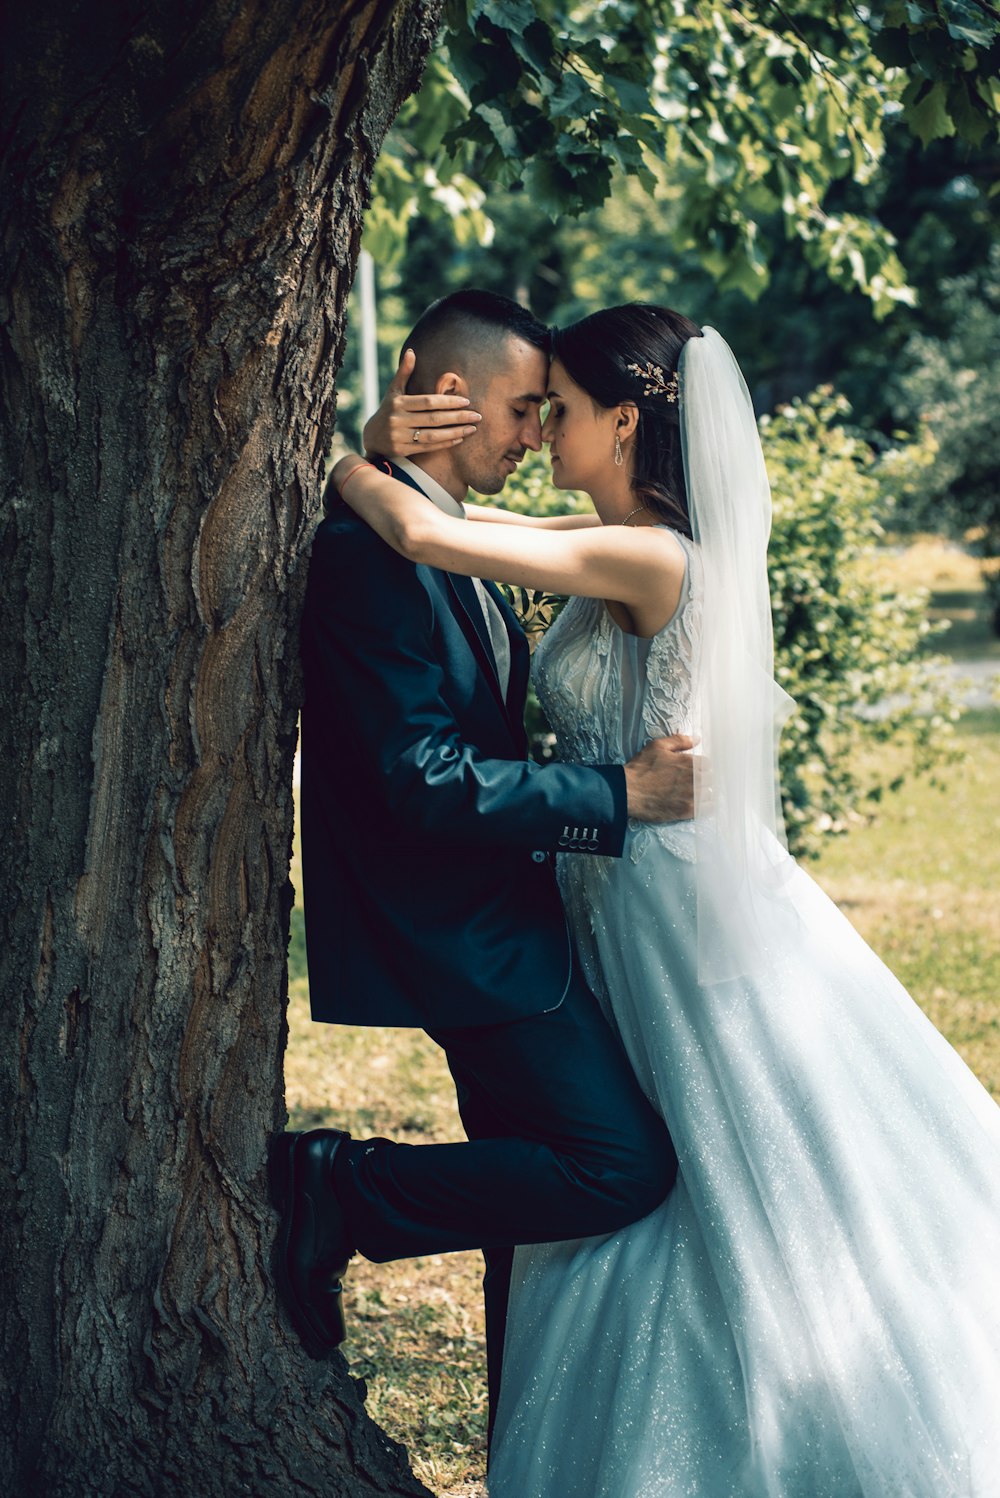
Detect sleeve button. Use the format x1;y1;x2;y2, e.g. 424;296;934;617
531;850;546;864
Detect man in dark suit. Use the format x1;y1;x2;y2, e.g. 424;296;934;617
273;289;694;1429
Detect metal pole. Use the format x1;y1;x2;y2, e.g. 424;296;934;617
359;248;380;421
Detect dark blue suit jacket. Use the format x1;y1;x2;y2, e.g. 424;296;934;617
300;463;628;1028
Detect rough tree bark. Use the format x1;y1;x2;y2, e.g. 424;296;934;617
0;3;442;1493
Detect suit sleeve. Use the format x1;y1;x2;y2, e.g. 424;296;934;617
303;518;627;856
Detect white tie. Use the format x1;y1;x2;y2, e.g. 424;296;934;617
473;579;511;699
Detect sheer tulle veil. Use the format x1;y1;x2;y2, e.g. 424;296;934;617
680;327;797;984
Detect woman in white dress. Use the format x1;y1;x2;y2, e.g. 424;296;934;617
332;304;1000;1497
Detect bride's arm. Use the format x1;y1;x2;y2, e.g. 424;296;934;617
465;502;601;531
333;454;682;608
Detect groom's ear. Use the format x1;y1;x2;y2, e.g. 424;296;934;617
436;370;470;399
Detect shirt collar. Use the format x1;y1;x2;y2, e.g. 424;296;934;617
395;458;466;519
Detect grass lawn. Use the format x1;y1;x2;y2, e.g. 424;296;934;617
811;705;1000;1100
283;537;1000;1497
883;535;1000;663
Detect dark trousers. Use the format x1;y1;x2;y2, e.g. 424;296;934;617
333;970;678;1438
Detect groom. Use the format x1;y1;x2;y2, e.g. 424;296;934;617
274;288;692;1428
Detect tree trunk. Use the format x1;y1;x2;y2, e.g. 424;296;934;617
0;3;441;1492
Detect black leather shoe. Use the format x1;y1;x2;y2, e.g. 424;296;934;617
270;1129;355;1358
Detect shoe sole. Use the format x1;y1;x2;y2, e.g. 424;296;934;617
269;1132;345;1359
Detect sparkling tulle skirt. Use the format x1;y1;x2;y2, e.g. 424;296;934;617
487;835;1000;1497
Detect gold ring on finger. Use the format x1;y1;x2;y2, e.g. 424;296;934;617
412;428;422;442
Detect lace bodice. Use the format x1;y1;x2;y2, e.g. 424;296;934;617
531;529;701;861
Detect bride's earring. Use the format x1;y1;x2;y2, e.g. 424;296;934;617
614;432;623;467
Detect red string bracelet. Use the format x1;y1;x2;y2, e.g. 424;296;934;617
339;460;373;493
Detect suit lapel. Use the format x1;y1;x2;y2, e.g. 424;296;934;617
444;571;506;713
386;463;518;727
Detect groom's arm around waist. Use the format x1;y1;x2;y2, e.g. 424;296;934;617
303;516;627;857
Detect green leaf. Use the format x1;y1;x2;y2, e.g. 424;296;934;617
605;73;654;114
906;81;957;145
474;103;521;157
522;154;576;205
942;0;999;50
947;76;991;145
548;70;602;116
508;19;557;76
904;1;937;26
471;0;537;32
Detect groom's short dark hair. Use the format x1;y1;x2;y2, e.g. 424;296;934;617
402;289;550;393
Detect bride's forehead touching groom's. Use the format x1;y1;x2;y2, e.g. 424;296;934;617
407;310;548;495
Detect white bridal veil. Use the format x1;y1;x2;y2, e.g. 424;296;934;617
680;327;797;984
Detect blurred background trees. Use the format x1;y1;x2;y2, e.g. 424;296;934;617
340;100;1000;448
892;243;1000;630
346;0;1000;398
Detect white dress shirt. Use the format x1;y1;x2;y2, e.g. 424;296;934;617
396;459;511;699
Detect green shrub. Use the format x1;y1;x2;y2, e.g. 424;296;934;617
487;390;957;857
765;389;954;855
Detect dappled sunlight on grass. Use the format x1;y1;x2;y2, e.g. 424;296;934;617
285;852;487;1493
877;534;1000;662
877;534;984;594
346;1256;488;1496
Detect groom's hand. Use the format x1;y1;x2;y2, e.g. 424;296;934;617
362;348;482;458
624;735;704;823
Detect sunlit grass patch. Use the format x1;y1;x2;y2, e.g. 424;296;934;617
877;534;984;594
346;1256;488;1495
285;901;487;1493
877;534;1000;662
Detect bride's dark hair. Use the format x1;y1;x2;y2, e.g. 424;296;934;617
551;304;704;537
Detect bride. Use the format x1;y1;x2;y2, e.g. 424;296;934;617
331;303;1000;1496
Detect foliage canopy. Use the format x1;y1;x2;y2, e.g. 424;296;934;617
369;0;1000;310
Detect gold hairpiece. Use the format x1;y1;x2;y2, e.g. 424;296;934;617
627;360;679;403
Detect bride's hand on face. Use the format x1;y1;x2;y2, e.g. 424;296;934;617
362;348;482;458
